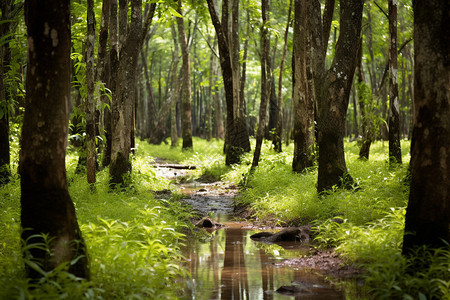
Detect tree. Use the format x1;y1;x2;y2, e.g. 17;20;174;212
251;0;271;170
0;0;22;185
176;0;193;150
388;0;402;165
311;0;364;192
109;0;142;185
86;0;96;185
292;0;314;173
206;0;250;165
20;0;89;279
402;0;449;254
273;0;293;153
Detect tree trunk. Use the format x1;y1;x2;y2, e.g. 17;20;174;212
21;0;89;279
0;43;10;185
110;0;142;185
292;0;314;173
86;0;96;185
102;0;118;168
388;0;402;165
274;0;292;153
0;1;13;185
357;37;373;160
403;0;450;254
96;0;110;163
207;0;249;165
312;0;363;192
251;0;271;170
170;22;180;148
176;0;193;150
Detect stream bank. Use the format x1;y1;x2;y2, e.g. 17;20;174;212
152;160;364;299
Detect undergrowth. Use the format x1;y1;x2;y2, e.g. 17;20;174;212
1;136;449;299
0;138;193;299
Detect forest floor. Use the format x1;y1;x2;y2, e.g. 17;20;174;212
154;158;363;282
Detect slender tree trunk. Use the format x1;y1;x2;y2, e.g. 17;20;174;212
171;23;180;147
207;0;249;165
96;0;110;161
0;1;15;185
357;37;373;160
403;0;450;254
176;0;193;150
311;0;363;192
274;0;293;153
232;0;251;154
251;0;271;170
388;0;402;164
86;0;96;185
0;43;10;185
102;0;118;168
21;0;89;279
110;0;142;185
292;0;314;173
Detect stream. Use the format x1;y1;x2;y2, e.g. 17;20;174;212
153;161;353;299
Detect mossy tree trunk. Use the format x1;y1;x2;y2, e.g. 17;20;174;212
20;0;89;280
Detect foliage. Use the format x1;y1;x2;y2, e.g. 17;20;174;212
314;209;450;299
233;140;409;226
0;137;192;299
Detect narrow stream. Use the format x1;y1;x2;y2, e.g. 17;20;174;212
153;162;348;299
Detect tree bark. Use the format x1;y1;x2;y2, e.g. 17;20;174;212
292;0;314;173
176;0;193;150
86;0;96;185
207;0;249;165
170;22;180;148
110;0;142;185
102;0;118;168
0;41;10;185
403;0;450;254
274;0;292;153
0;0;15;185
251;0;271;170
357;37;373;160
21;0;89;279
312;0;364;192
96;0;111;160
388;0;402;164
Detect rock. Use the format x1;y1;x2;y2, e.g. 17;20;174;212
250;226;312;243
194;217;223;228
275;285;311;296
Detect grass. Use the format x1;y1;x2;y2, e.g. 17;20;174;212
0;138;194;299
1;135;449;299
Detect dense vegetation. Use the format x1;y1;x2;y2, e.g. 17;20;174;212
1;135;449;299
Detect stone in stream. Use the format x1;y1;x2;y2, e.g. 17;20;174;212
250;226;312;243
194;217;224;228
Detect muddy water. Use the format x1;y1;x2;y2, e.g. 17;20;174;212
182;218;345;299
153;163;346;299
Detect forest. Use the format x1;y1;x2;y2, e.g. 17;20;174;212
0;0;449;299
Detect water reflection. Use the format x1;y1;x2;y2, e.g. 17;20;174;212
183;219;344;300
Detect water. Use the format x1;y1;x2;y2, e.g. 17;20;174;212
153;162;349;299
182;216;345;300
